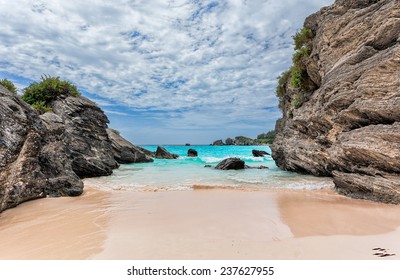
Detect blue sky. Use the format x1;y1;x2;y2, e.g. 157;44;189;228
0;0;334;145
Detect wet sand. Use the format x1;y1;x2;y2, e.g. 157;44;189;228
1;187;400;260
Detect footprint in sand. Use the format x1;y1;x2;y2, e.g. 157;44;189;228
372;248;396;258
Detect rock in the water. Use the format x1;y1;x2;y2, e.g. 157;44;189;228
212;140;224;146
106;128;154;164
271;0;400;203
245;165;269;169
252;150;270;157
185;143;191;146
215;158;245;170
155;146;179;159
187;148;198;157
50;96;119;178
0;85;83;212
257;165;269;169
204;165;212;168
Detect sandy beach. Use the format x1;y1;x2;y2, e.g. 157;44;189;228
1;186;400;260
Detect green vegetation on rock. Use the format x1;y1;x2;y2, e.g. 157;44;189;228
257;130;276;144
22;75;80;114
275;27;315;116
0;78;17;94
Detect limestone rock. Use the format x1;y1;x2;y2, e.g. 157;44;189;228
0;85;83;212
50;96;119;178
106;128;154;164
215;158;245;170
271;0;400;203
155;146;179;159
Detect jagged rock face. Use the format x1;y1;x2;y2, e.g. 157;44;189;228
0;86;83;212
106;128;154;164
271;0;400;203
51;96;119;178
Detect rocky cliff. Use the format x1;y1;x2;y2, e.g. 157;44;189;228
271;0;400;203
0;85;83;212
49;95;119;178
0;84;150;212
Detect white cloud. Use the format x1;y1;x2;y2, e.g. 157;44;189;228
0;0;334;143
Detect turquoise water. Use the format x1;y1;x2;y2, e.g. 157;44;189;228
84;145;333;191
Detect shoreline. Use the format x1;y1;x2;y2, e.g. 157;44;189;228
1;186;400;260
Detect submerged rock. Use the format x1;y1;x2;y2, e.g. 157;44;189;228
245;165;269;169
215;158;245;170
187;148;198;157
271;0;400;203
107;128;154;164
155;146;179;159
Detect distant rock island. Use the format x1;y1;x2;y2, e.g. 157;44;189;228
212;131;275;146
271;0;400;204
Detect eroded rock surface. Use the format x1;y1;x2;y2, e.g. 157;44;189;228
50;96;119;178
0;86;83;212
215;158;245;170
107;128;154;163
155;146;179;159
271;0;400;203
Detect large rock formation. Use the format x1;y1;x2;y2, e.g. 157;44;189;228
0;85;83;212
49;95;119;178
0;83;150;212
271;0;400;203
107;128;154;163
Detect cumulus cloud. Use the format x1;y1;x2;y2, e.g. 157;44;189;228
0;0;334;144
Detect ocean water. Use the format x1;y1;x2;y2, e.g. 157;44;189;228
84;145;333;191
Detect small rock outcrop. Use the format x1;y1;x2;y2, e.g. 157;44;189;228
271;0;400;203
187;149;198;157
252;150;270;157
212;140;224;146
107;128;154;164
215;158;245;170
155;146;179;159
0;85;83;212
225;138;234;145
